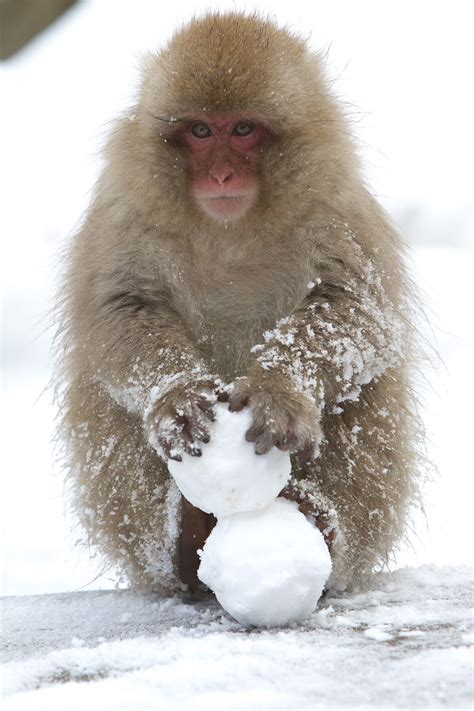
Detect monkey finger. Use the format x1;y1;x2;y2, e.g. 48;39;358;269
158;437;183;462
187;444;202;457
276;431;298;450
192;429;211;444
196;398;216;421
174;413;204;455
228;393;249;412
181;410;208;438
188;420;211;444
179;428;202;457
217;390;229;403
196;396;213;407
245;423;264;442
255;431;275;455
189;405;212;440
275;438;292;451
175;411;190;427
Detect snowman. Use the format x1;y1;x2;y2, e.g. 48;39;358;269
168;402;332;627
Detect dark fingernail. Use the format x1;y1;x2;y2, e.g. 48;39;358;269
191;449;202;457
201;436;210;444
170;454;182;462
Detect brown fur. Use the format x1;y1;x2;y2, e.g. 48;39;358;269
56;13;423;593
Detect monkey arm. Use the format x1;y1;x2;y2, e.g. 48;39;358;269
229;254;406;459
251;259;406;413
75;274;222;459
89;295;210;404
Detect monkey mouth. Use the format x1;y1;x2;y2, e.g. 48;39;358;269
206;195;243;200
197;193;254;220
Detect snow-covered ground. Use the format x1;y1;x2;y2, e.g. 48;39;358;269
1;0;472;708
2;566;472;709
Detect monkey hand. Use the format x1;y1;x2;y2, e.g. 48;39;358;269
144;377;226;461
228;372;321;464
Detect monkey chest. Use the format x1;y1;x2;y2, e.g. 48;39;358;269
176;258;307;378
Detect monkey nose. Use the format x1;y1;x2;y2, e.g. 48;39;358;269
210;163;234;185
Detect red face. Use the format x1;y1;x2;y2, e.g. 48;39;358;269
177;115;266;222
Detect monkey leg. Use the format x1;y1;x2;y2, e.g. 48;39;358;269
178;498;217;590
289;373;419;591
63;380;183;592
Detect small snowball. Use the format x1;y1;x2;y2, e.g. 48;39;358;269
168;403;291;517
198;498;332;627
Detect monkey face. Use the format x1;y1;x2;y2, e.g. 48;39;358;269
173;114;267;222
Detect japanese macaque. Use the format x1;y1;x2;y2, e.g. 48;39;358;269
56;13;422;594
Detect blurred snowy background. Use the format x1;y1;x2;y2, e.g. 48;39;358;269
1;0;472;597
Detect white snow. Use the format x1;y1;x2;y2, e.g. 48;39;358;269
168;403;291;517
0;0;472;708
169;406;324;627
363;628;394;642
198;498;332;627
1;565;472;708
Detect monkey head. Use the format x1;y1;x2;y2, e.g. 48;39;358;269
104;14;356;230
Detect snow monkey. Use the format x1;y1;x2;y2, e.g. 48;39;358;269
57;14;422;594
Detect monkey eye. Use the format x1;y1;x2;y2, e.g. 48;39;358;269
191;122;212;139
232;121;254;137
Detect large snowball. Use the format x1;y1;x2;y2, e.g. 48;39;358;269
198;497;332;627
168;403;291;517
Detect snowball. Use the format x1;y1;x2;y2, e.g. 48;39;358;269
198;498;332;627
168;403;291;517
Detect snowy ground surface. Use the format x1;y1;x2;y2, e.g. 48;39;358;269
1;1;472;709
2;566;472;709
